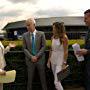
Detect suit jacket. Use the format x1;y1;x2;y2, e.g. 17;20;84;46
23;31;46;64
85;29;90;57
0;41;10;69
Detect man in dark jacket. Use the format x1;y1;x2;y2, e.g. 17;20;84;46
76;9;90;90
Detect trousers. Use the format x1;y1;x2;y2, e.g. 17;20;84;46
51;64;63;90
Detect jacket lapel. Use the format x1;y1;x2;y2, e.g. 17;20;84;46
27;32;32;49
35;31;39;48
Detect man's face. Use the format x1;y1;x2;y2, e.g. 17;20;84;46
84;12;90;26
26;20;35;32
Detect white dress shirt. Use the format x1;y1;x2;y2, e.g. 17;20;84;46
30;29;37;41
0;41;10;69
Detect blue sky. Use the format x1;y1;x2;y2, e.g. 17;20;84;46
0;0;90;29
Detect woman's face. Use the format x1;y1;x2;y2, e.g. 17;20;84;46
52;25;57;35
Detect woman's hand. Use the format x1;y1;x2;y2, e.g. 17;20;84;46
9;42;16;48
62;61;67;70
0;69;6;75
47;60;51;69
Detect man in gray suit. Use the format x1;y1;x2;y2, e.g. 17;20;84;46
22;18;47;90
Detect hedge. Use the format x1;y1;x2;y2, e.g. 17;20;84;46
1;39;85;51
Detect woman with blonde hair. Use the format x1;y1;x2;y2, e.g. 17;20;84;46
47;22;68;90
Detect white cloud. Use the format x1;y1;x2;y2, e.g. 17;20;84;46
7;0;39;4
0;0;90;29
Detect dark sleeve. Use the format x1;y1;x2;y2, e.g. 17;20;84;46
87;49;90;55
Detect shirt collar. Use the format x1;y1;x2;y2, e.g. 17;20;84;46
33;29;37;35
30;29;37;35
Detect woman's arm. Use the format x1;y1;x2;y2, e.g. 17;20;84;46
4;46;10;54
4;42;16;54
63;35;68;64
47;36;53;68
47;50;52;68
48;36;53;60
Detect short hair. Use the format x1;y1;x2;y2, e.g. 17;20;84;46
26;18;36;25
84;9;90;14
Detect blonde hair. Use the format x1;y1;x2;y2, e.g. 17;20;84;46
53;22;66;44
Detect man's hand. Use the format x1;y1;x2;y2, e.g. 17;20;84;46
76;48;88;56
31;56;38;63
0;69;6;75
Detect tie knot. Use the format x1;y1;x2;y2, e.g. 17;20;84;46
31;33;34;37
31;33;34;35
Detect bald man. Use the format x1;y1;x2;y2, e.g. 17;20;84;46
22;18;47;90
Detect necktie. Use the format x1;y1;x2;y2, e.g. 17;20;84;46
31;33;36;55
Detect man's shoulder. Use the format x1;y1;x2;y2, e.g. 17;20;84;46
37;31;44;35
23;32;29;36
